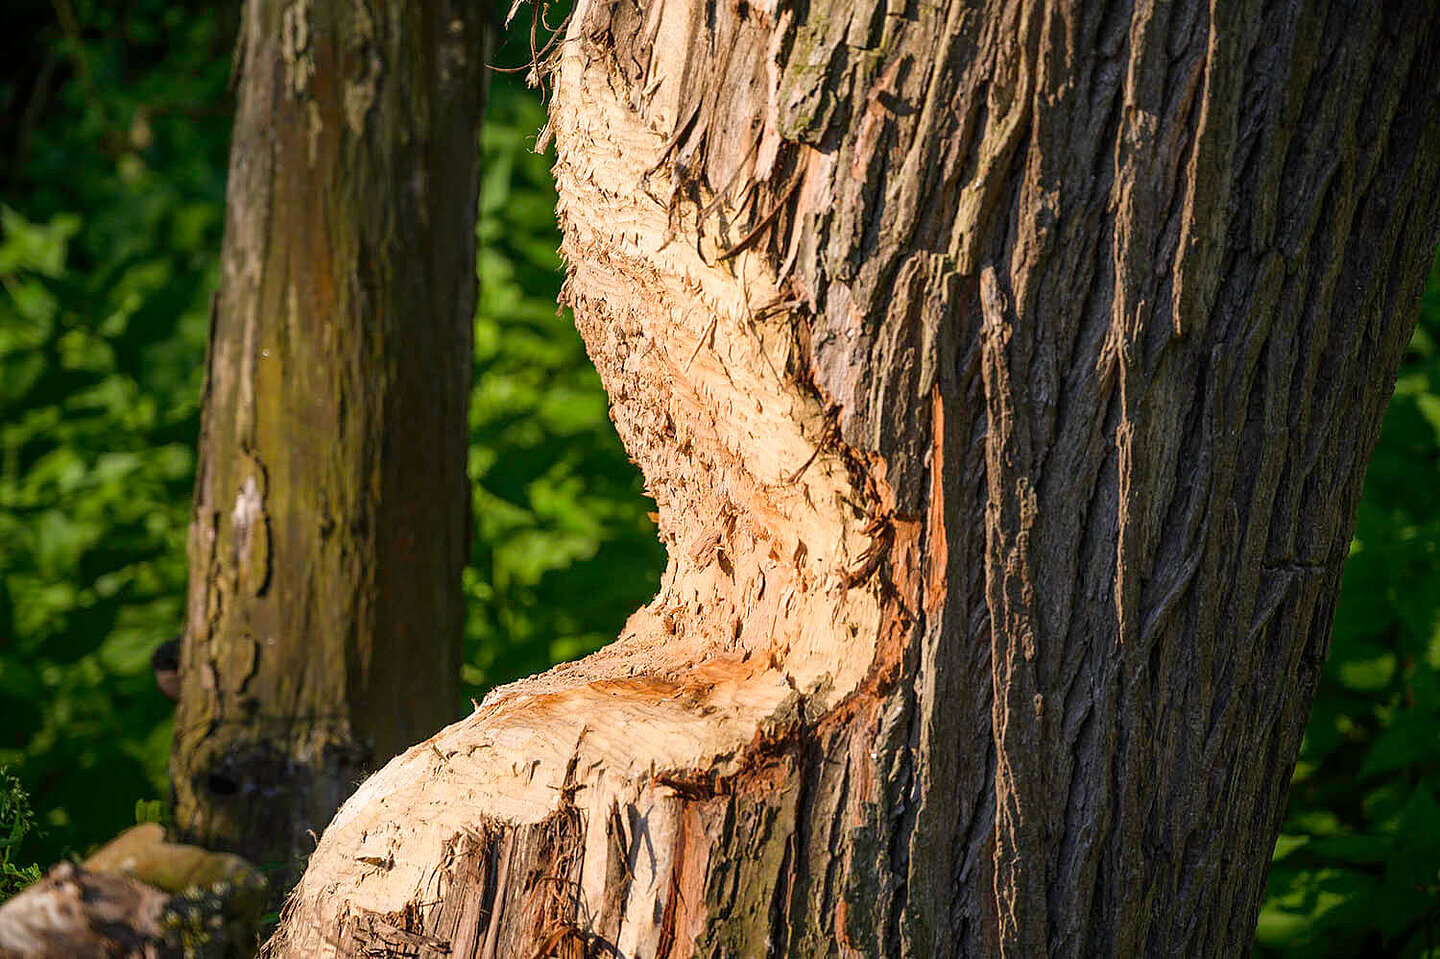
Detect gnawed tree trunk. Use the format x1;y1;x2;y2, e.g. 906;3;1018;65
268;0;1440;955
171;0;488;873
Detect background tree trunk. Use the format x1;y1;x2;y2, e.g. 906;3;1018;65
171;0;489;874
268;0;1440;955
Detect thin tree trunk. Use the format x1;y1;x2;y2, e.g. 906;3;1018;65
268;0;1440;955
171;0;489;875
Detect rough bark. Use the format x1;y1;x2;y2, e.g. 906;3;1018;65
170;0;489;874
268;0;1440;956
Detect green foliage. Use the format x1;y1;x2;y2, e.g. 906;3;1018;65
1256;259;1440;958
134;797;167;827
0;0;231;864
0;768;42;900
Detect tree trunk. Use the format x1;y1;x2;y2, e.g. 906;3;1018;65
267;0;1440;955
171;0;489;874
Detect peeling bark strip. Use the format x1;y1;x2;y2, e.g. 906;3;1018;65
172;0;490;875
270;0;1440;956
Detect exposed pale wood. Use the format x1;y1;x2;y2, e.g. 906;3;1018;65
269;0;1440;955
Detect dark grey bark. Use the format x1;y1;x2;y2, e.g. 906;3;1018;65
793;2;1440;952
269;0;1440;956
171;0;489;875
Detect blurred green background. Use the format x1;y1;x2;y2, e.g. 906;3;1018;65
0;2;1437;953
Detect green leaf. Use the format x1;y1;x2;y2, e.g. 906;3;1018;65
1361;712;1440;780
